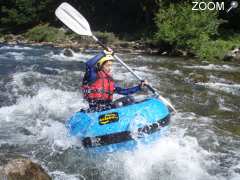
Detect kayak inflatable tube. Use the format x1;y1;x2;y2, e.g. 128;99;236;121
66;97;171;153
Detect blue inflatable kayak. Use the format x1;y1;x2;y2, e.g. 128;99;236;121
66;97;171;153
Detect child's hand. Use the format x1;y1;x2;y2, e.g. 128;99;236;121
140;80;148;88
103;47;114;55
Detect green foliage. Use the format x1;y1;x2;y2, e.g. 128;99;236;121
154;2;226;60
193;40;232;60
227;33;240;44
155;3;221;47
0;0;159;36
25;24;67;42
193;33;240;60
1;0;36;29
0;0;55;32
77;0;159;36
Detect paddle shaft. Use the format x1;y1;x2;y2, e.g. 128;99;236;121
55;2;176;112
92;35;158;95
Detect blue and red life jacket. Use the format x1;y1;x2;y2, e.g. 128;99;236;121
82;71;115;101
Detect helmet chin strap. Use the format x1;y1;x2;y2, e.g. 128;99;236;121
102;69;111;76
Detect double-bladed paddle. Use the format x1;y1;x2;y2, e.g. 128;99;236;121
55;2;176;112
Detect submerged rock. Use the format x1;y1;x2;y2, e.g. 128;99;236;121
17;127;33;136
63;48;74;57
188;73;209;83
0;159;51;180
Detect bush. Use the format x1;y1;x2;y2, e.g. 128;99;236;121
227;33;240;44
25;24;68;42
194;40;233;60
154;2;225;60
193;33;240;60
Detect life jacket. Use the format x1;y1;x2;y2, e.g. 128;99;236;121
81;71;115;101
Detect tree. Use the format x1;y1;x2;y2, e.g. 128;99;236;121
154;2;222;49
0;0;57;33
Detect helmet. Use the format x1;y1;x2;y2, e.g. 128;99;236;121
97;54;114;68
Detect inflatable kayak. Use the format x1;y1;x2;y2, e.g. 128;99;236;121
66;97;171;153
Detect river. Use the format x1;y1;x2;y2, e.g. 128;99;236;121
0;44;239;180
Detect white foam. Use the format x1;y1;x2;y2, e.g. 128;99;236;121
113;64;157;82
6;52;25;61
218;97;234;112
197;82;240;96
43;67;66;74
50;171;81;180
173;69;183;75
183;64;240;72
133;66;159;74
0;88;87;158
229;163;240;180
38;120;75;153
209;75;234;84
9;71;45;98
9;70;84;100
0;87;87;146
102;128;220;180
46;49;92;62
0;45;33;50
12;71;30;87
100;112;234;180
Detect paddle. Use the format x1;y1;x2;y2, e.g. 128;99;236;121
55;2;176;113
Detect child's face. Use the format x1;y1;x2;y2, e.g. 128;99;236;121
102;61;113;74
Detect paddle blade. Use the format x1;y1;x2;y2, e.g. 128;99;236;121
55;2;92;36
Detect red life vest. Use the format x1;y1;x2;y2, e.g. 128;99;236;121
81;71;115;101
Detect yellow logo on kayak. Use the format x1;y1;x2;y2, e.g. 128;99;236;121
99;112;119;125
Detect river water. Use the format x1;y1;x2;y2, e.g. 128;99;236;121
0;44;239;180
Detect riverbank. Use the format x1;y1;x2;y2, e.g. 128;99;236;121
0;33;161;55
1;32;240;63
0;28;198;57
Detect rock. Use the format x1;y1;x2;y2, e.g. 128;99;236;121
63;48;74;57
234;53;240;62
223;53;234;61
0;167;5;180
0;37;4;43
1;159;51;180
223;47;240;62
232;47;240;54
71;47;81;53
17;127;33;136
188;73;208;83
146;48;153;54
118;42;130;48
3;34;15;41
119;48;135;53
170;49;188;56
